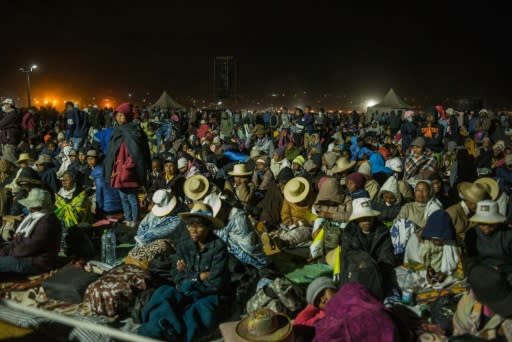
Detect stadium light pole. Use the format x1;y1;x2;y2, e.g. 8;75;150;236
18;64;38;107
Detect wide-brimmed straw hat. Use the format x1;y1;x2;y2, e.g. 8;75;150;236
34;154;53;165
474;177;500;201
469;200;506;224
331;157;356;174
18;188;52;209
349;197;381;221
228;164;252;177
457;182;490;203
178;202;224;229
184;175;210;201
283;177;310;203
236;308;292;342
16;153;34;165
151;189;177;217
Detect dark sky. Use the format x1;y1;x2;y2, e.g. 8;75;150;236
2;1;512;106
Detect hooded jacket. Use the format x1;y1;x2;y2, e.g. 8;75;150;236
104;122;151;188
372;176;402;223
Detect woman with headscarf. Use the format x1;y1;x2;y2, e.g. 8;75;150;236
54;171;91;230
104;103;151;228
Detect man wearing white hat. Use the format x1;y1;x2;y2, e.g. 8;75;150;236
227;164;255;207
134;189;187;246
0;98;21;165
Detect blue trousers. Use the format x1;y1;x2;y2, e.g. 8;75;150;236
0;256;42;277
118;188;139;222
138;285;220;342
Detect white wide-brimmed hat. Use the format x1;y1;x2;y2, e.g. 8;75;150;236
228;164;252;177
184;175;210;201
349;197;381;221
470;200;507;224
151;189;177;217
331;157;356;174
283;177;310;204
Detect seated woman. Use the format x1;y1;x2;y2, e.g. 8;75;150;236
135;189;188;247
312;177;352;254
204;192;268;270
271;177;316;248
464;200;512;277
138;203;228;342
341;198;396;297
225;164;255;208
150;156;185;200
452;263;512;340
0;189;61;275
372;175;403;227
55;171;91;229
404;210;461;287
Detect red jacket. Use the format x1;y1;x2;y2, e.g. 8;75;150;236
22;112;36;131
293;304;325;327
111;142;140;189
196;124;210;139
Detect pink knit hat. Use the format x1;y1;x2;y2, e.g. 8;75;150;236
115;103;133;121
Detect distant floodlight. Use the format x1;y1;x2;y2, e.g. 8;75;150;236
217;101;222;105
366;99;377;108
31;65;38;70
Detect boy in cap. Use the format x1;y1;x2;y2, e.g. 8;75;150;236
294;276;337;327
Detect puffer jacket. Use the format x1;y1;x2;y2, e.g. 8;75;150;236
0;110;21;145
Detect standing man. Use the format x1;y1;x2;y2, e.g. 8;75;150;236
65;101;90;150
0;98;21;165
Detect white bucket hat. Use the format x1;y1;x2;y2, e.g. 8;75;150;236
470;200;507;224
151;189;177;217
349;197;381;221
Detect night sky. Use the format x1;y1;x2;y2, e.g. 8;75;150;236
2;1;512;106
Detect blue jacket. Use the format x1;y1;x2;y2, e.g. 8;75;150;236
66;109;90;139
300;114;315;134
91;164;122;213
93;128;113;154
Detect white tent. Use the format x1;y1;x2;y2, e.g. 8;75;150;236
367;88;410;120
148;91;184;111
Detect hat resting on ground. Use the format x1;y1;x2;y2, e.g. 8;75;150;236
469;200;506;224
283;177;310;203
349;197;381;221
184;175;210;201
236;308;292;342
178;202;224;229
307;277;337;305
151;189;177;217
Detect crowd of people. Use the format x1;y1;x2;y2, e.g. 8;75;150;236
1;97;512;341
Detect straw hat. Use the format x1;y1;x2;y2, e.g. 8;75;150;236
470;200;506;224
18;188;52;209
236;308;292;342
283;177;310;204
151;189;177;217
475;177;499;201
349;197;381;221
457;182;490;204
34;154;52;165
184;175;210;201
178;202;224;229
331;157;356;174
16;153;33;165
228;164;252;177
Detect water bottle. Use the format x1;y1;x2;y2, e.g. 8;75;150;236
401;270;416;305
101;229;116;266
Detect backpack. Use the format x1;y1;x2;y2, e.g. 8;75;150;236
340;250;384;300
246;277;304;316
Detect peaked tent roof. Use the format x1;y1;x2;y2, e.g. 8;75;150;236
371;88;410;109
148;91;184;110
